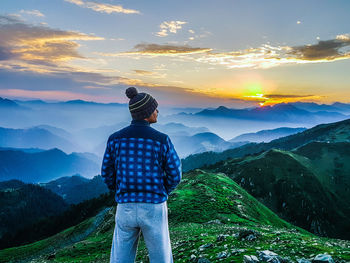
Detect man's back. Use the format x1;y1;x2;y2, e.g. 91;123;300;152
101;119;182;203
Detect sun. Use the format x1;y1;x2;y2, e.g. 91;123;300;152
246;83;263;96
242;83;268;100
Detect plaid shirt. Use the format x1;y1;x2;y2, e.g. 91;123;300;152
101;119;182;203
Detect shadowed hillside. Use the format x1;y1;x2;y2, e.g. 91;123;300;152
205;142;350;240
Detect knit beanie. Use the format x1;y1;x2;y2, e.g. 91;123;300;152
125;87;158;120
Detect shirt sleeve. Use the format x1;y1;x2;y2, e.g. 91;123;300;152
162;136;182;195
101;137;116;192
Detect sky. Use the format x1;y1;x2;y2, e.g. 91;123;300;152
0;0;350;108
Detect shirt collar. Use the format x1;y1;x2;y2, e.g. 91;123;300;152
131;119;150;126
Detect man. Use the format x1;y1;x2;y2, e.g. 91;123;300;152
101;87;182;263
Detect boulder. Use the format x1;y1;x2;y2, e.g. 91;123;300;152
238;229;261;241
312;254;334;263
216;251;229;259
199;243;213;251
243;255;259;263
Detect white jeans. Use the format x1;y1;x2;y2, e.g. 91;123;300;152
110;201;173;263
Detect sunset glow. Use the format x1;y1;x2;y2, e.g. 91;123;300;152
1;1;350;107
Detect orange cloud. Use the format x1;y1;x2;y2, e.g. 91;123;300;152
0;15;103;65
195;35;350;69
100;43;212;57
133;70;166;79
238;93;322;106
109;34;350;69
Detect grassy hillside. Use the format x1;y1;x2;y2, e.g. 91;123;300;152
1;170;349;263
182;118;350;172
206;143;350;240
167;169;293;229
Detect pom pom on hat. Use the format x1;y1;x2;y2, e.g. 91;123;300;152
125;87;138;99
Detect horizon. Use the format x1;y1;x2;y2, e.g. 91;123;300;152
2;95;350;109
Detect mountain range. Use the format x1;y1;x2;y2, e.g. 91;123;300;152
194;104;348;123
0;147;100;183
0;127;77;153
40;175;108;204
171;132;248;158
182;118;350;239
229;127;307;143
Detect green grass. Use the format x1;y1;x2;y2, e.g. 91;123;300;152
42;221;350;263
1;170;349;263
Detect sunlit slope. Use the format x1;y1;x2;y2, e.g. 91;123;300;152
167;169;293;228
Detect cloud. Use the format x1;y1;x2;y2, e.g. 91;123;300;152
98;35;350;69
0;15;103;66
156;21;187;37
287;36;350;61
264;94;315;99
195;45;289;69
133;69;166;79
20;9;45;17
103;43;212;57
336;34;350;41
194;34;350;69
64;0;140;14
133;69;155;75
239;93;321;106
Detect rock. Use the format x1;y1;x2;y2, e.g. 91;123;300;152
216;234;229;242
246;234;257;241
297;259;312;263
258;250;280;262
190;254;197;262
216;251;228;259
197;258;211;263
238;229;261;241
199;243;213;251
312;254;334;263
206;219;222;224
243;255;259;263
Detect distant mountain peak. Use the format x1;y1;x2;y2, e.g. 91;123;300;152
217;105;230;110
0;97;20;107
64;99;97;105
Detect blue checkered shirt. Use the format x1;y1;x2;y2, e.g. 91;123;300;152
101;119;182;204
